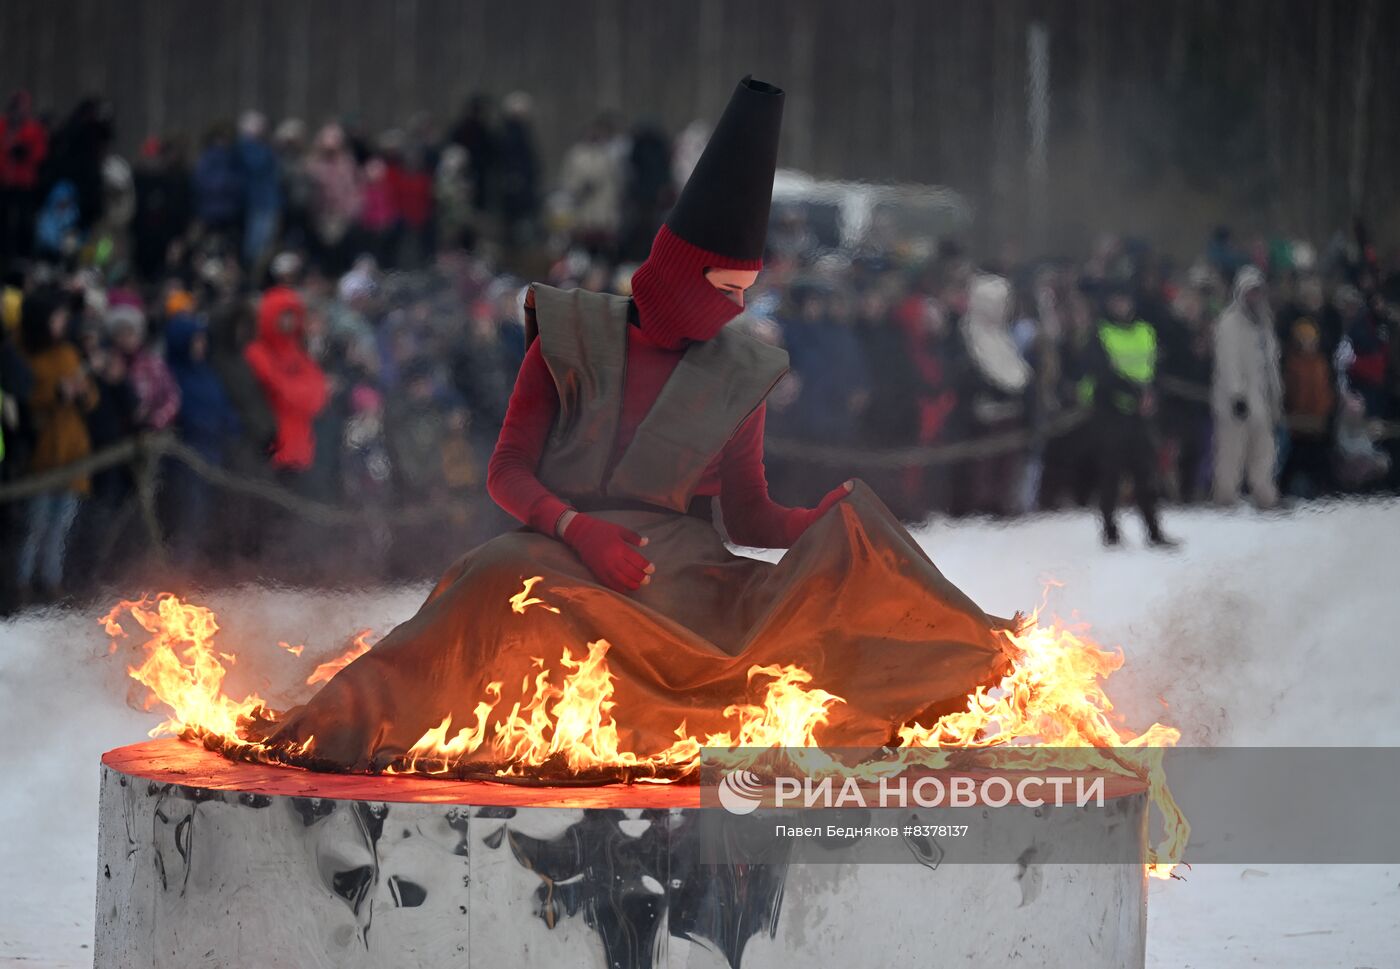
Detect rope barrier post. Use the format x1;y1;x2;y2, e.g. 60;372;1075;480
133;435;167;565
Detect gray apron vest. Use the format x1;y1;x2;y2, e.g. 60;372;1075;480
531;283;789;513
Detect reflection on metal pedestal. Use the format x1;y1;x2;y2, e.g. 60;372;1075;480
95;739;1146;968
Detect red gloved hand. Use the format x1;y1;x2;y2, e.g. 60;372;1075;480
787;479;855;544
815;480;855;517
561;513;654;593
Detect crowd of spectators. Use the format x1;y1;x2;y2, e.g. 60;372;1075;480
754;226;1399;521
2;90;1399;609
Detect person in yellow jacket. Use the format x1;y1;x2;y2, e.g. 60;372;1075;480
16;288;97;598
1082;280;1179;548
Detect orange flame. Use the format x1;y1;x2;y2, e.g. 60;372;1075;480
305;630;375;686
509;575;561;615
392;648;848;780
103;579;1186;877
388;682;504;775
100;595;269;748
702;665;845;749
898;616;1187;878
278;641;305;657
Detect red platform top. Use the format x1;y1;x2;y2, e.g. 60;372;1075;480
102;739;700;808
102;739;1147;809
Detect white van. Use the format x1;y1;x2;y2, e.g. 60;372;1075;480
769;169;974;255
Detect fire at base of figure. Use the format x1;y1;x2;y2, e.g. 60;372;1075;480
100;579;1188;877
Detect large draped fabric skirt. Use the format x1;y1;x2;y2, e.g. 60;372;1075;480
267;481;1011;773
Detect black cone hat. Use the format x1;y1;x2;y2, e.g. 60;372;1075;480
666;75;784;263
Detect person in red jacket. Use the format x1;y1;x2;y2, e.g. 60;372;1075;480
266;77;1021;775
0;90;48;259
244;286;328;473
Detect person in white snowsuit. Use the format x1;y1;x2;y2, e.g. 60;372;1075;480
557;119;623;254
1211;266;1283;507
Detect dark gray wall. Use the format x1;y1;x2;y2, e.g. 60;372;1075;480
2;0;1394;257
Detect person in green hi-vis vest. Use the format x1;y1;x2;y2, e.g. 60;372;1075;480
1081;279;1179;549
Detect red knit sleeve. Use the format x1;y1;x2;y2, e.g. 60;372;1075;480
485;337;572;533
718;403;818;549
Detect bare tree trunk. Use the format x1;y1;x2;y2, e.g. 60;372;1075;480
594;0;623;112
459;3;487;99
930;0;959;180
1265;0;1285;230
788;11;816;171
1026;20;1051;257
143;0;168;137
394;0;418;116
1076;0;1103;176
957;0;984;215
1166;0;1189;91
889;0;916;178
38;4;57;108
990;0;1022;245
335;6;361;118
285;0;311;121
696;3;724;122
238;0;261;111
1312;0;1332;238
1347;0;1378;219
77;0;105;95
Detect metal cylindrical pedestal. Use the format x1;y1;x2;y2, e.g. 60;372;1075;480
95;740;1146;968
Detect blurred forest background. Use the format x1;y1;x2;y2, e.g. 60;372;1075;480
1;0;1393;259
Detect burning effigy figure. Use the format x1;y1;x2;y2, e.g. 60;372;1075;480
264;77;1021;777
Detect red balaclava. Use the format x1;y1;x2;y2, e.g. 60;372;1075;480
629;76;783;350
629;224;760;349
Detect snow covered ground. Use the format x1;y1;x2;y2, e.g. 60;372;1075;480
2;500;1397;968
